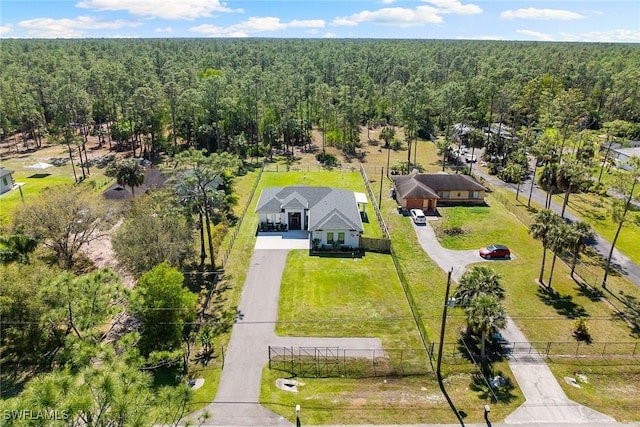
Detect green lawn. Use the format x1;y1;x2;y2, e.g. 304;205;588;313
552;190;640;266
0;159;113;228
277;251;422;349
261;360;523;425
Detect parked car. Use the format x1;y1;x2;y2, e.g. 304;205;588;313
479;244;510;259
410;209;427;224
465;153;477;163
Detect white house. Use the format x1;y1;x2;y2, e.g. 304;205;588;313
613;147;640;171
255;186;364;249
0;167;15;195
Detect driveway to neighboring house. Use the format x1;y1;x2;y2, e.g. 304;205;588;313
408;218;617;425
473;163;640;289
189;233;383;426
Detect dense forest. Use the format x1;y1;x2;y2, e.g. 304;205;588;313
1;39;639;162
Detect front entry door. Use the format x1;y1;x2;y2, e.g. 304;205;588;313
288;212;301;230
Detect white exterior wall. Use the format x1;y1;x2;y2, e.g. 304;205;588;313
0;173;14;195
312;229;359;248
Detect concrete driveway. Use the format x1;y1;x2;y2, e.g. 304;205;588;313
410;219;512;281
254;231;309;250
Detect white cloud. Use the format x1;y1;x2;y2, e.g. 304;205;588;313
289;19;325;28
323;32;338;38
501;8;584;20
381;0;395;4
16;15;140;38
516;29;554;41
190;16;325;37
333;6;442;27
423;0;482;15
155;26;173;33
0;25;12;36
561;29;640;43
76;0;242;20
457;34;504;40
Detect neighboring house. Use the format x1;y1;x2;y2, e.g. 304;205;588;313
0;167;15;195
451;123;474;144
392;173;487;210
255;186;364;249
613;146;640;171
103;167;168;200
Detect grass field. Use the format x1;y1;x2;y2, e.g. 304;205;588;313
261;360;523;425
277;251;422;349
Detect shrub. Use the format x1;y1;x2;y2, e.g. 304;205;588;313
443;226;464;236
315;152;339;167
572;317;591;341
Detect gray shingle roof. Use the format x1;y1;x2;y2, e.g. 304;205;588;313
255;186;363;232
0;167;14;178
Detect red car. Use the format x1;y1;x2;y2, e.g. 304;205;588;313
479;244;510;259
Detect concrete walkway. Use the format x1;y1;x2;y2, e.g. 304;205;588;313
193;240;382;426
409;219;617;425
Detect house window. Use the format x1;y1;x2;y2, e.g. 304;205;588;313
337;232;345;244
1;176;7;186
327;232;334;244
442;191;450;199
471;191;479;199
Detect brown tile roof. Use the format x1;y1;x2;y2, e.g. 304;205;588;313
392;173;486;199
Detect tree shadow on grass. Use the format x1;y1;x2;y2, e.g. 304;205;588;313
574;279;604;302
537;287;588;319
612;292;640;338
470;369;518;404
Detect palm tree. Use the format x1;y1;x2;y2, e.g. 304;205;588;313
454;266;504;308
529;209;562;286
546;223;569;291
115;158;145;196
465;293;507;361
565;221;594;278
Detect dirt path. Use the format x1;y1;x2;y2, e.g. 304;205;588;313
82;220;135;288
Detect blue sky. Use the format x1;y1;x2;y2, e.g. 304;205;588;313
1;0;638;41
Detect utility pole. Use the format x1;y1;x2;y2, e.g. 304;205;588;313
378;167;384;208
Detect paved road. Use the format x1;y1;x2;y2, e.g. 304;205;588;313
472;164;640;289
